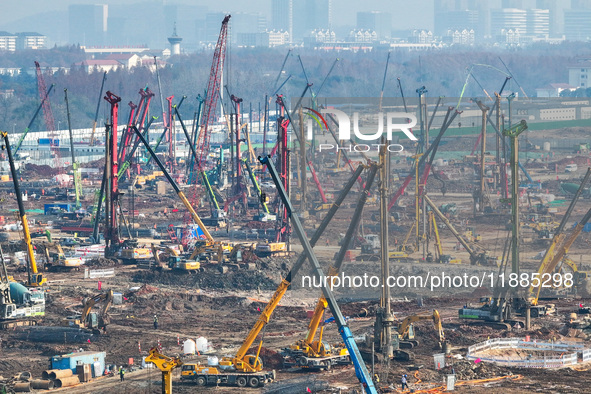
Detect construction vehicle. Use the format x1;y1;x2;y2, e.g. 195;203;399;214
396;310;446;350
423;194;497;266
43;242;84;272
146;347;183;394
260;155;377;393
254;241;287;257
0;245;45;329
62;290;113;333
459;121;530;327
284;164;377;370
529;168;591;308
425;211;461;264
131;119;225;256
1;131;46;287
181;158;374;391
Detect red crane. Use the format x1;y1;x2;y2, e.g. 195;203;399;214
34;61;56;133
195;15;230;169
104;91;122;255
34;61;61;169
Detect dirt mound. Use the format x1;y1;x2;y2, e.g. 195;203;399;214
132;270;278;291
85;257;119;267
247;346;284;369
23;163;60;177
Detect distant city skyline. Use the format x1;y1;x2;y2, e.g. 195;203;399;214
0;0;583;50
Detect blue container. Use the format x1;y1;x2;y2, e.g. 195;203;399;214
51;351;106;377
44;203;72;215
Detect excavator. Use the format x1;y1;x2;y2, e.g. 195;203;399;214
145;347;183;394
396;310;447;350
62;290;113;333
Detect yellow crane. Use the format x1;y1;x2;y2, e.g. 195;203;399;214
145;347;183;394
1;131;45;287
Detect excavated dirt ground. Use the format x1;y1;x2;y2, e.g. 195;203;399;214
1;137;591;393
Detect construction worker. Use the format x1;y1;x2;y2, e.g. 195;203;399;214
401;374;408;390
153;315;158;330
119;367;125;382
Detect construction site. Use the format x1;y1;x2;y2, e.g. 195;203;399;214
2;13;591;394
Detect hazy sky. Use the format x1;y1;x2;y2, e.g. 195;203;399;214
0;0;435;31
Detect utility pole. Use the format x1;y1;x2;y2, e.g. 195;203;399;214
377;140;393;359
503;120;528;277
495;93;501;190
299;108;307;211
476;100;489;213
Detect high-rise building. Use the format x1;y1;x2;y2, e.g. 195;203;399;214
292;0;330;41
564;9;591;40
527;9;550;35
435;10;480;37
491;8;549;37
356;11;392;39
490;8;527;35
537;0;563;35
0;32;17;51
16;32;46;50
205;13;228;44
69;4;108;46
571;0;591;9
271;0;292;41
434;0;490;38
232;12;267;44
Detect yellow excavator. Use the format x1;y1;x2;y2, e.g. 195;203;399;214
396;310;446;350
145;347;183;394
62;289;113;333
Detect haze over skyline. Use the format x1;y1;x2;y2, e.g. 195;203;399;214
1;0;433;47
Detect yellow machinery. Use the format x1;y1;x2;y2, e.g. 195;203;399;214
286;164;380;370
1;131;45;287
254;241;287;257
397;310;446;349
43;242;84;271
145;347;183;394
530;207;591;306
423;194;497;266
527;168;591;311
62;290;113;332
426;212;461;264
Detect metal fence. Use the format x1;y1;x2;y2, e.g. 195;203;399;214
467;338;584;368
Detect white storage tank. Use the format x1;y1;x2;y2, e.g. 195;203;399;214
207;356;219;366
543;142;551;151
195;337;208;353
183;339;196;355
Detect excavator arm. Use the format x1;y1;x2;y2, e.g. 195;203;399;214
145;347;183;394
398;310;445;344
80;290;113;326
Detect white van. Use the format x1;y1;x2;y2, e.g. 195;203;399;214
565;164;578;173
